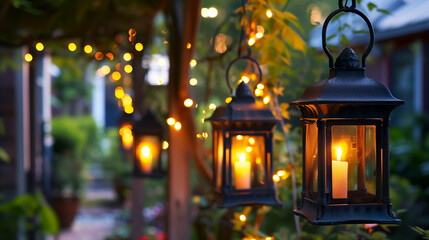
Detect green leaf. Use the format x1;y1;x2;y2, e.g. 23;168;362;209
353;30;368;34
39;205;60;234
371;231;387;239
340;35;350;45
377;9;390;15
367;3;377;11
0;148;10;163
326;34;336;41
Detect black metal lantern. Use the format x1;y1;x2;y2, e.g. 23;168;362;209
132;109;164;178
208;56;280;207
292;0;403;225
118;112;134;151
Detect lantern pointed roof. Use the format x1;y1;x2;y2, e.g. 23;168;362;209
208;82;278;123
292;48;403;106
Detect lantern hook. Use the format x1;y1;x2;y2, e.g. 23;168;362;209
322;0;374;68
226;56;263;95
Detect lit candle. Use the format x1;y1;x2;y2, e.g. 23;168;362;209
332;146;348;198
234;153;251;189
138;144;153;173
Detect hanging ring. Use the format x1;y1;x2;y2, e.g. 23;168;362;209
226;56;263;94
322;1;374;68
339;0;356;9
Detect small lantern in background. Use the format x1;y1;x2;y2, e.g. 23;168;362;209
208;56;280;207
292;0;403;225
118;112;134;151
132;109;164;178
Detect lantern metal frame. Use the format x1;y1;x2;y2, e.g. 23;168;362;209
132;109;165;179
292;0;403;225
208;56;280;208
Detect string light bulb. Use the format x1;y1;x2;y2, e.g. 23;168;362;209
35;42;44;51
84;45;93;54
266;9;273;18
68;43;77;51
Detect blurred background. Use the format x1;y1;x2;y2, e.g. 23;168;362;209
0;0;428;239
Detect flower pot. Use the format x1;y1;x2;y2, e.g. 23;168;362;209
52;196;80;229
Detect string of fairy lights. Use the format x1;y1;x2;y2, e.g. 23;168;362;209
23;5;283;239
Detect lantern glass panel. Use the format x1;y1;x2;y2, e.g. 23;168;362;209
231;135;265;190
330;125;377;199
135;135;161;174
305;122;318;201
213;127;223;189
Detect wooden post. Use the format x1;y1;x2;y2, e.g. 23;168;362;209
166;0;201;239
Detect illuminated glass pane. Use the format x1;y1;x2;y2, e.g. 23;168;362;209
331;125;377;199
213;128;223;189
231;135;265;190
135;136;160;174
305;123;318;200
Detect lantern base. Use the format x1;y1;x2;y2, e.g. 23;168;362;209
294;198;401;225
215;189;281;208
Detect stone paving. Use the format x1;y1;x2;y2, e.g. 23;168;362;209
47;188;121;240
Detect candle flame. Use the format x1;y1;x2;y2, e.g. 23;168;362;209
141;146;151;158
336;146;342;161
239;153;246;162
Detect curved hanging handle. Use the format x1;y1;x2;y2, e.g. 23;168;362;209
226;56;263;94
322;0;374;68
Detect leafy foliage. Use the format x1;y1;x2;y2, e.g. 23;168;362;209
51;115;99;196
0;192;59;239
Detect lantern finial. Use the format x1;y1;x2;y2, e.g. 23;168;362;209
335;48;360;69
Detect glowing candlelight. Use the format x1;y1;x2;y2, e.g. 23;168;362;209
234;153;251;189
138;144;153;173
332;146;348;198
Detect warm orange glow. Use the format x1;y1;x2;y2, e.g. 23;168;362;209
336;146;343;161
248;137;255;145
166;117;176;126
174;122;182;130
112;71;121;81
135;42;144;51
236;135;243;140
95;52;103;60
84;45;93;54
266;9;273;18
201;132;208;139
248;38;255;46
239;214;246;222
115;87;124;99
225;97;232;103
257;83;265;89
36;42;44;51
255;89;263;97
277;170;286;177
137;143;153;173
184;98;193;107
162;141;169;150
119;124;133;149
241;76;250;83
263;96;270;104
24;53;33;62
189;78;198;86
106;52;114;61
246;146;252;152
101;65;111;75
122;94;132;106
273;174;280;182
124;64;133;73
209;103;216;110
186;43;192;49
190;59;197;67
68;43;77;51
124;106;134;114
123;53;132;61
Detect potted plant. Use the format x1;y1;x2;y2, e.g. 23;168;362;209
51;115;98;228
101;128;132;203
